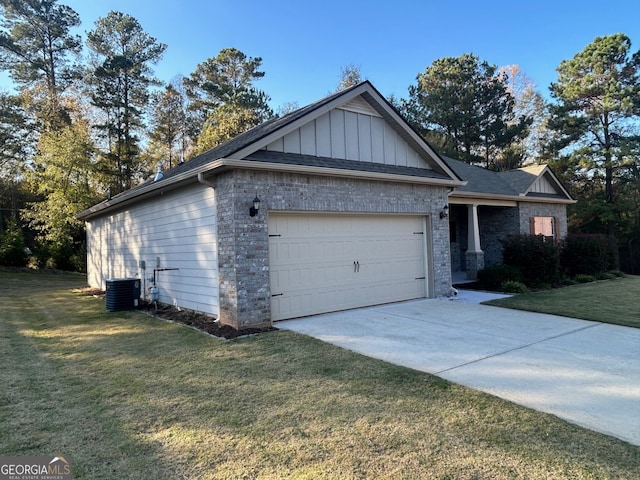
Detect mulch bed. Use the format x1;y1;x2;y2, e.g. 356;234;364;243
76;287;276;340
140;303;277;339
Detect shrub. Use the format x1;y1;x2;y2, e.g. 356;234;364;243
574;274;596;284
502;235;561;287
477;264;523;291
0;219;28;267
596;272;617;281
500;280;529;294
561;234;613;276
30;240;86;272
559;277;579;287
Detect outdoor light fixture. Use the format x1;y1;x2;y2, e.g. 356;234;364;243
249;195;261;217
440;205;449;219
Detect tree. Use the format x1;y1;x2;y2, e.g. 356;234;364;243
276;101;299;117
403;53;530;169
547;33;640;269
195;103;262;154
23;114;96;269
0;0;81;127
149;82;188;168
0;217;27;266
0;91;34;227
87;10;166;193
0;91;32;176
498;64;548;167
184;47;272;145
336;63;362;91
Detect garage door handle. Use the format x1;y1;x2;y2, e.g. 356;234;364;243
354;261;357;273
356;261;360;272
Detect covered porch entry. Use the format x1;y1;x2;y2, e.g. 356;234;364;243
448;197;518;281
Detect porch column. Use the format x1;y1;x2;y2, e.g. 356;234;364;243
465;204;484;280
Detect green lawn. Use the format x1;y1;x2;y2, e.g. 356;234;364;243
485;275;640;328
1;270;638;479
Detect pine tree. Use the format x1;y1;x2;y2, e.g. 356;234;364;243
87;10;166;193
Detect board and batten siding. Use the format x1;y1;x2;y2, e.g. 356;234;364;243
86;184;219;316
265;104;430;169
529;173;558;195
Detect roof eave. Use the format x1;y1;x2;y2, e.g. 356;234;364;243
77;158;466;221
222;158;466;187
449;190;576;205
76;161;229;221
520;166;574;201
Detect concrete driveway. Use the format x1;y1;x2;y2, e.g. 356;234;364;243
279;291;640;446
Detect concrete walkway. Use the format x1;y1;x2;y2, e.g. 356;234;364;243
279;291;640;446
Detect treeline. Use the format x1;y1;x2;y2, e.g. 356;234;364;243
0;1;273;269
1;0;639;273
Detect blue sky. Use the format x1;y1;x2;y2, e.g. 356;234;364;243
2;0;640;109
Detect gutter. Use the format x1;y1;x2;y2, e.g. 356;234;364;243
78;158;466;221
449;190;576;205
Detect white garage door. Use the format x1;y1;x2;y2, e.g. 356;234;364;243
268;213;429;321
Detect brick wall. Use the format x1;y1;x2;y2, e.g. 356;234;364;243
215;169;452;328
518;202;568;238
479;206;520;266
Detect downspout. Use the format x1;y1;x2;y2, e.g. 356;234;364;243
197;172;216;189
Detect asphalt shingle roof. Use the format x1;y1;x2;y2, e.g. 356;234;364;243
497;165;546;194
247;150;452;180
443;157;520;196
154;84;364;184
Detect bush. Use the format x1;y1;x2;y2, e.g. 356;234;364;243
500;280;529;294
31;240;87;272
477;264;523;291
574;274;596;284
502;235;561;287
0;219;28;267
559;277;579;287
596;272;617;281
561;234;613;276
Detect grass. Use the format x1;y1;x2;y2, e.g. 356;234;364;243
1;270;639;479
485;275;640;328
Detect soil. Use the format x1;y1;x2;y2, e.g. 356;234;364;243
76;287;277;340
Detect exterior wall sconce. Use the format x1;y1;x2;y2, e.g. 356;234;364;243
440;205;449;219
249;195;261;217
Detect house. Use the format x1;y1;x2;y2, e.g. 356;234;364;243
77;81;574;329
445;158;575;280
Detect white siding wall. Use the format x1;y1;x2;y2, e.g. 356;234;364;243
530;174;557;195
86;184;219;316
266;108;429;169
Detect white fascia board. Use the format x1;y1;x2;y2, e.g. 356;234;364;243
78;157;465;221
219;158;466;187
77;162;224;221
359;91;462;182
449;190;576;206
229;83;461;183
448;195;518;207
230;84;372;160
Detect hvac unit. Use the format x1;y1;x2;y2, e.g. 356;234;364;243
105;278;141;312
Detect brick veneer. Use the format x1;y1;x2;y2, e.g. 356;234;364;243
214;169;452;328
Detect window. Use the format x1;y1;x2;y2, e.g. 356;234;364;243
531;216;556;239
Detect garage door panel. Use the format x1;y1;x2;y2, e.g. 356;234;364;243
269;214;429;320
